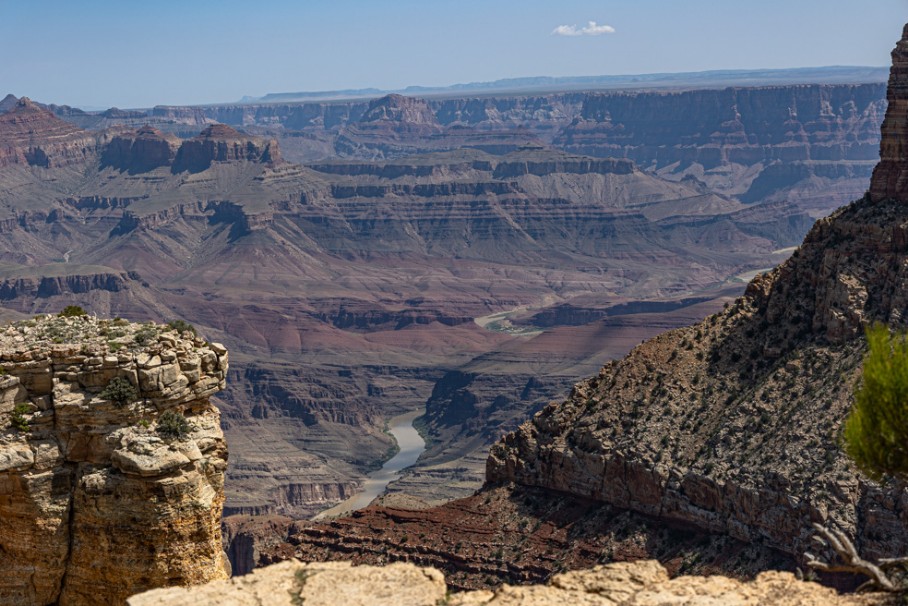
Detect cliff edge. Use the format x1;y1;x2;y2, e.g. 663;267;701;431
127;559;885;606
0;314;229;605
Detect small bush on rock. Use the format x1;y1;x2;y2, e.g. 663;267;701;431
58;305;87;318
844;324;908;480
99;376;137;407
166;319;196;335
133;326;157;346
156;410;191;440
10;403;30;432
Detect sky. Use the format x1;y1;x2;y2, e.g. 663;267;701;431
0;0;905;109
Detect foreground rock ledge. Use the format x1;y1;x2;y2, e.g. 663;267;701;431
0;314;229;605
128;559;886;606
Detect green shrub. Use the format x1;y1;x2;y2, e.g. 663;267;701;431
166;320;196;335
58;305;87;318
10;403;30;432
844;325;908;480
156;410;191;440
99;376;137;407
133;326;157;346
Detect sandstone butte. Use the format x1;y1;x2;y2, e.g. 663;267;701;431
0;314;229;605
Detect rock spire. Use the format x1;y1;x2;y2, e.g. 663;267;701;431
870;24;908;201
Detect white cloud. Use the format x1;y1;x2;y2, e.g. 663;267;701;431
552;21;616;37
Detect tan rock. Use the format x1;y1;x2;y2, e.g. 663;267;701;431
0;316;230;605
129;560;882;606
128;560;447;606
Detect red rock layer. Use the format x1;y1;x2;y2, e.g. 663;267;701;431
102;125;181;172
0;98;97;168
172;124;282;173
229;487;793;592
870;24;908;201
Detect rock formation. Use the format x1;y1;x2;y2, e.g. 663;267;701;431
0;93;19;113
359;94;441;127
0;314;229;605
172;124;282;173
127;559;882;606
335;94;444;158
59;83;885;212
266;484;793;591
870;24;908;202
102;125;181;173
0;98;97;168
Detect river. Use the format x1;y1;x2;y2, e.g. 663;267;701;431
312;409;425;520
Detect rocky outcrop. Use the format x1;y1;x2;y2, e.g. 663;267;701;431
0;315;229;605
0;271;139;301
0;98;97;168
127;559;882;606
102;125;181;173
172;124;282;173
359;94;441;127
483;194;908;565
0;93;19;113
335;94;445;158
870;24;908;202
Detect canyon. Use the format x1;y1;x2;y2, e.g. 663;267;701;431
0;67;890;522
0;15;906;603
207;20;908;597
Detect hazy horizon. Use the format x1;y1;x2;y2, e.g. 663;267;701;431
1;0;904;108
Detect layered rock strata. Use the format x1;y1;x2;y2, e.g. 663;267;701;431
870;23;908;202
127;559;883;606
0;98;97;168
172;124;282;173
268;485;792;591
0;314;229;605
228;22;908;585
102;125;181;173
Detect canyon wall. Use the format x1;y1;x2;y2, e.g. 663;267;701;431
230;23;908;588
486;22;908;565
0;315;229;605
0;98;97;169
